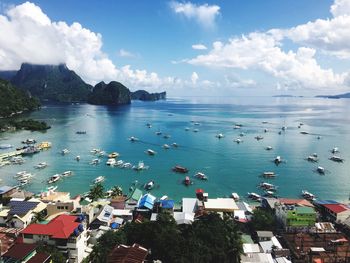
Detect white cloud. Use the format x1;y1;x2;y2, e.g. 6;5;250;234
170;1;220;29
192;44;207;50
118;49;137;58
191;71;198;84
330;0;350;17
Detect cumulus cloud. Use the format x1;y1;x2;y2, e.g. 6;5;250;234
118;49;137;58
170;1;220;29
191;72;199;84
192;44;207;50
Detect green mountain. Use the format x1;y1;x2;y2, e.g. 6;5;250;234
131;90;166;101
87;81;131;105
0;78;40;118
11;63;92;102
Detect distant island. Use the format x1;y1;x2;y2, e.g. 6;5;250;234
272;95;304;98
0;63;166;105
316;92;350;99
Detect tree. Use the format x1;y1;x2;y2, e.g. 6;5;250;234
110;185;123;198
88;183;105;201
250;208;276;231
37;244;66;263
32;211;46;223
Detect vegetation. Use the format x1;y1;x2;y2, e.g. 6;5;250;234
250;208;276;231
131;90;166;101
88;183;105;201
87;212;243;263
0;78;40;118
0;118;50;132
87;81;131;105
37;244;66;263
110;185;123;198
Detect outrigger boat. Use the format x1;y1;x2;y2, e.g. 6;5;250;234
93;176;105;184
48;174;60;184
90;158;100;165
133;161;149;171
61;149;70;155
262;172;276;178
274;156;282;164
234;138;242;144
330;156;344;162
34;162;48;169
302;190;316;201
129;136;139;142
195;172;208;180
144;180;155;190
259;182;277;191
247;192;261;201
183;176;192;186
106;158;116;166
146;149;156;156
61;171;73;177
163;144;170;149
316;166;325;174
108;152;119;158
255;135;264;141
216;133;224;139
172;165;189;173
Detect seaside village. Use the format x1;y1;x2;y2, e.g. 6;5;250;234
0;139;350;263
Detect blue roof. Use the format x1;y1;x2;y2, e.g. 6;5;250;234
314;200;339;205
160;200;175;209
8;200;39;216
138;194;156;210
0;186;14;194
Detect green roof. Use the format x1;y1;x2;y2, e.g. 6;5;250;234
241;234;254;244
295;206;315;214
130;188;143;201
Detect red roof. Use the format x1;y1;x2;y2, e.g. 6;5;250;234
279;198;314;207
323;204;350;214
21;215;80;239
2;243;36;260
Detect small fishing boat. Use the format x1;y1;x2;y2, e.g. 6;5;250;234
183;176;192;186
144;180;155;190
90;148;101;154
156;131;162;135
259;182;277;191
61;149;70;155
331;147;339;154
247;192;261;201
11;156;25;164
231;193;240;201
307;155;318;162
239;132;245;137
172;165;189;173
163;144;170;149
48;174;60;184
265;146;273;151
108;152;119;158
194;122;200;126
61;171;73;177
193;129;199;132
185;127;190;131
22;138;36;144
216;133;224;139
90;158;100;165
281;126;287;131
129;136;139;142
316;166;325;174
47;186;58;191
330;156;344;162
172;143;178;147
264;128;268;133
262;172;276;178
22;146;40;155
234;138;242;144
122;162;132;168
255;135;264;141
163;134;171;139
146;149;156;156
274;156;282;164
300;131;309;135
75;155;81;161
0;144;13;149
146;123;152;128
106;158;116;166
264;190;276;197
93;176;105;184
302;190;316;201
133;161;149;171
15;171;28;178
116;160;124;166
195;172;208;180
34;162;48;169
76;131;86;134
160;195;168;200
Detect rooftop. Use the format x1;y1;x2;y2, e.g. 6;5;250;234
21;214;81;239
27;253;51;263
107;243;148;263
294;206;316;214
8;199;42;216
204;198;239;212
2;243;36;260
0;186;15;195
279;198;313;207
323;204;350;214
40;191;70;202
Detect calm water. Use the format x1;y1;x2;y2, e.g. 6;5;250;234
1;96;350;202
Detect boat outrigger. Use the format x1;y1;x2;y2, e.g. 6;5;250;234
247;192;261;201
48;174;60;184
302;190;316;201
93;176;105;184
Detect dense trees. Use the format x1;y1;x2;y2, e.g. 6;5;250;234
250;208;276;231
88;183;105;201
86;212;243;263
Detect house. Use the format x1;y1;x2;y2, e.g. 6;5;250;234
40;192;80;217
320;203;350;223
20;214;87;263
257;231;274;242
275;204;316;229
107;243;148;263
137;194;156;210
0;186;17;199
2;198;47;228
1;243;51;263
204;198;239;213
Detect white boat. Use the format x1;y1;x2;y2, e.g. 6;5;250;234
0;144;13;149
262;172;276;178
274;156;282;164
22;138;36;144
194;122;200;126
264;129;268;133
106;158;116;166
331;147;339;154
116;160;124;166
16;173;33;180
108;152;119;158
247;192;261;200
144;180;155;190
93;176;105;184
163;144;170;149
163;134;171;139
133;161;149;171
122;162;132;168
61;171;73;177
302;190;316;200
231;193;240;201
330;155;344;162
90;158;100;165
15;171;28;178
259;182;277;191
48;174;60;184
234;138;242;144
61;149;70;155
129;136;139;142
255;135;264;140
47;186;58;191
11;156;25;164
265;190;276;197
34;162;48;169
317;166;325;174
185;127;190;131
156;131;162;135
307;155;318;162
75;155;81;161
193;129;199;132
160;195;168;200
195;172;208;180
172;143;178;147
233;125;241;129
146;149;156;156
239;132;245;137
265;146;273;151
216;133;224;139
90;148;101;154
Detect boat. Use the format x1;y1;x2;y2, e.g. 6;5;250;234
259;182;277;191
108;152;119;158
15;171;28;178
239;132;245;137
90;148;101;154
61;149;70;155
144;180;155;190
146;123;152;128
34;162;48;169
274;156;282;164
183;176;192;186
22;146;40;155
330;156;344;162
48;174;60;184
146;149;156;156
163;144;170;149
331;147;339;154
216;133;224;139
185;127;190;131
47;186;58;191
76;131;86;134
307;155;318;162
247;192;261;201
264;190;276;197
172;165;189;173
163;134;171;139
75;155;80;161
316;166;325;174
302;190;316;201
37;141;52;149
172;143;178;148
129;136;139;142
133;161;149;171
90;158;100;165
0;144;13;149
122;162;132;168
116;160;124;166
262;121;268;124
93;176;105;184
281;126;287;131
300;131;309;135
61;171;73;177
264;129;268;133
195;172;208;180
234;138;242;144
193;129;199;132
233;125;241;129
22;138;36;144
11;156;25;164
19;179;29;187
156;131;162;135
106;158;116;166
317;136;322;140
160;195;168;200
262;172;276;178
194;122;200;126
231;193;240;201
265;146;273;151
255;135;264;141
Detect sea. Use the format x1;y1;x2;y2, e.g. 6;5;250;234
0;96;350;203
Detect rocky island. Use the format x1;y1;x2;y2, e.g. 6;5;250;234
87;81;131;105
131;90;166;101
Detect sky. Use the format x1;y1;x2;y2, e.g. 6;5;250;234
0;0;350;96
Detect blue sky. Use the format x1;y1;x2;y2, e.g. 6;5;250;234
0;0;349;96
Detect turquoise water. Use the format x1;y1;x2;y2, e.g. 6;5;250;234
1;96;350;202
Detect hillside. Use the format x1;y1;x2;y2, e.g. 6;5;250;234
131;90;166;101
87;81;131;105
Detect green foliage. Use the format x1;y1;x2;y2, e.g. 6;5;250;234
0;78;40;118
37;244;66;263
88;183;105;201
87;211;243;263
110;185;123;198
250;208;276;231
131;90;166;101
87;81;131;105
32;211;47;223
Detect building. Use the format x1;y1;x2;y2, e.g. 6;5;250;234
107;243;148;263
20;214;87;263
0;186;17;199
321;203;350;223
1;243;51;263
203;198;239;213
40;191;80;217
276;204;316;228
257;231;274;242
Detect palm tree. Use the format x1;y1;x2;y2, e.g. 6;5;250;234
32;211;46;223
110;185;123;198
88;183;105;201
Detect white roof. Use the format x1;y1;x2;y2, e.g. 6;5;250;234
241;252;274;263
275;257;292;263
150;213;158;221
204;198;239;212
112;209;132;216
97;205;113;223
173;212;194;224
310;247;326;252
271;236;282;249
259;241;274;253
113;217;124;225
243;243;261;253
234;210;246;220
182;198;197;213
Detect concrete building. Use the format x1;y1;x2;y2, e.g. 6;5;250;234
275;204;316;228
203;198;239;213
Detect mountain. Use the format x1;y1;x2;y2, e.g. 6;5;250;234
131;90;166;101
0;70;17;81
316;92;350;99
10;63;92;102
87;81;131;105
0;78;40;118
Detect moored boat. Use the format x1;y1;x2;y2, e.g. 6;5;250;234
61;149;70;155
108;152;119;158
302;190;316;201
0;144;13;149
194;172;208;180
129;136;139;142
163;144;170;149
231;192;240;201
259;182;277;191
317;166;325;174
255;135;264;141
216;133;224;139
262;172;276;178
93;176;105;184
48;174;60;184
330;155;344;162
34;162;48;169
274;156;282;164
247;192;261;201
172;165;189;173
144;180;155;190
183;176;192;186
146;149;156;156
106;158;116;166
61;171;73;177
133;161;149;171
